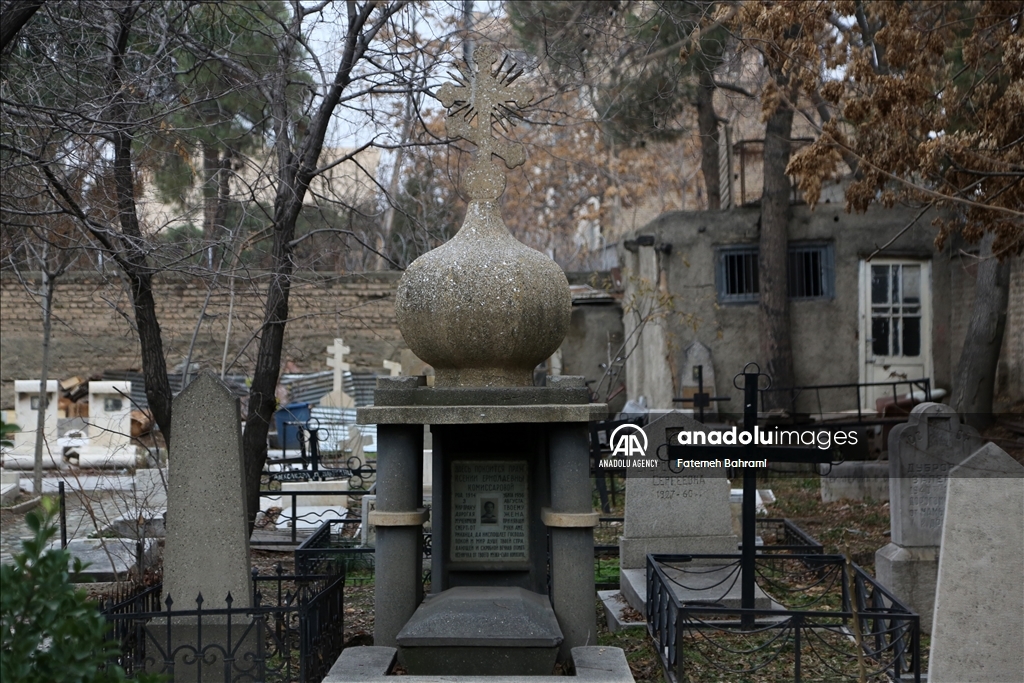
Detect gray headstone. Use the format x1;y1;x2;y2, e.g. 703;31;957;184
929;443;1024;683
163;372;251;609
888;403;981;547
620;411;735;569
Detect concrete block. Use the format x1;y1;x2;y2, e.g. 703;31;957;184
874;543;938;632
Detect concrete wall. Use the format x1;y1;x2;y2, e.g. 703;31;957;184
558;302;628;415
618;203;1024;413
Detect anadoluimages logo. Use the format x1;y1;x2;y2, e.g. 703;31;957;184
609;423;648;457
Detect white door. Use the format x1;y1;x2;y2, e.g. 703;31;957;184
859;260;933;407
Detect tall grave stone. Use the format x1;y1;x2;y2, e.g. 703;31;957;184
875;403;980;631
619;411;737;612
163;373;252;681
929;443;1024;683
354;45;611;676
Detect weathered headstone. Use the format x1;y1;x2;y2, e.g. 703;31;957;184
619;410;736;612
78;381;137;468
875;403;981;631
3;380;61;470
162;372;252;681
929;443;1024;683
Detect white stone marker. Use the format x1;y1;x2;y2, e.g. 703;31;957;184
78;381;137;468
929;442;1024;683
321;338;356;408
3;380;61;469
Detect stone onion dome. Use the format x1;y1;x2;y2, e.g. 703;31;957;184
395;45;571;388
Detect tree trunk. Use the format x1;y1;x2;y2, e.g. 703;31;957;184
952;231;1011;427
758;90;795;405
108;3;173;445
33;268;54;498
695;69;721;210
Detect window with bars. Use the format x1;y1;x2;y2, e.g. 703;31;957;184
716;243;834;303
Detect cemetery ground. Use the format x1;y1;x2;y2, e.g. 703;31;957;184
0;470;983;681
3;412;1021;682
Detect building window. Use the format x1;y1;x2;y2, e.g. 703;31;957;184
788;243;834;299
717;247;759;302
717;242;834;303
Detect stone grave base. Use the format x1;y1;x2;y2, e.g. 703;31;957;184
819;461;889;502
620;565;773;615
324;646;634;682
598;590;645;633
874;543;937;632
396;587;562;676
619;534;736;570
2;450;65;470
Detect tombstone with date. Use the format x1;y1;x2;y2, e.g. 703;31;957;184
351;44;616;678
929;442;1023;683
162;372;253;680
618;411;737;613
874;402;981;631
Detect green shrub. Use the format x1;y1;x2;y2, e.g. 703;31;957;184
0;500;162;683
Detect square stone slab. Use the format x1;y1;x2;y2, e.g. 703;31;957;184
621;565;772;614
396;586;562;676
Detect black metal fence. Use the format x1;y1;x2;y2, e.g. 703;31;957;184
101;565;345;682
646;553;920;683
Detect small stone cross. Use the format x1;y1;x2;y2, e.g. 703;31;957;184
326;338;351;394
437;44;532;200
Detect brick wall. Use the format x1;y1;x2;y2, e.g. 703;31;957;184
0;271;405;408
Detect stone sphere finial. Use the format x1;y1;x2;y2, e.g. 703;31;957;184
395;46;571;388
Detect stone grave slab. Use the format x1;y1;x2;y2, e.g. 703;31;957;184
929;443;1024;683
77;381;137;468
621;564;772;614
54;537;158;582
396;587;563;676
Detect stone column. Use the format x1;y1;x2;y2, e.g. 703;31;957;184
546;419;598;662
373;422;424;647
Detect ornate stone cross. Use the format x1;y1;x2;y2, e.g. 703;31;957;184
437;44;532;201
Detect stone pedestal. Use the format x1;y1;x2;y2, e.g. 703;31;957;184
357;376;605;666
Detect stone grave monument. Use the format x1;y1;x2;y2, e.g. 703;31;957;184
162;372;252;680
344;45;623;679
3;380;61;470
77;380;137;468
929;442;1023;683
618;411;738;613
874;403;981;630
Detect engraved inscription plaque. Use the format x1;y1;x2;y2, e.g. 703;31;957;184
451;460;528;563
